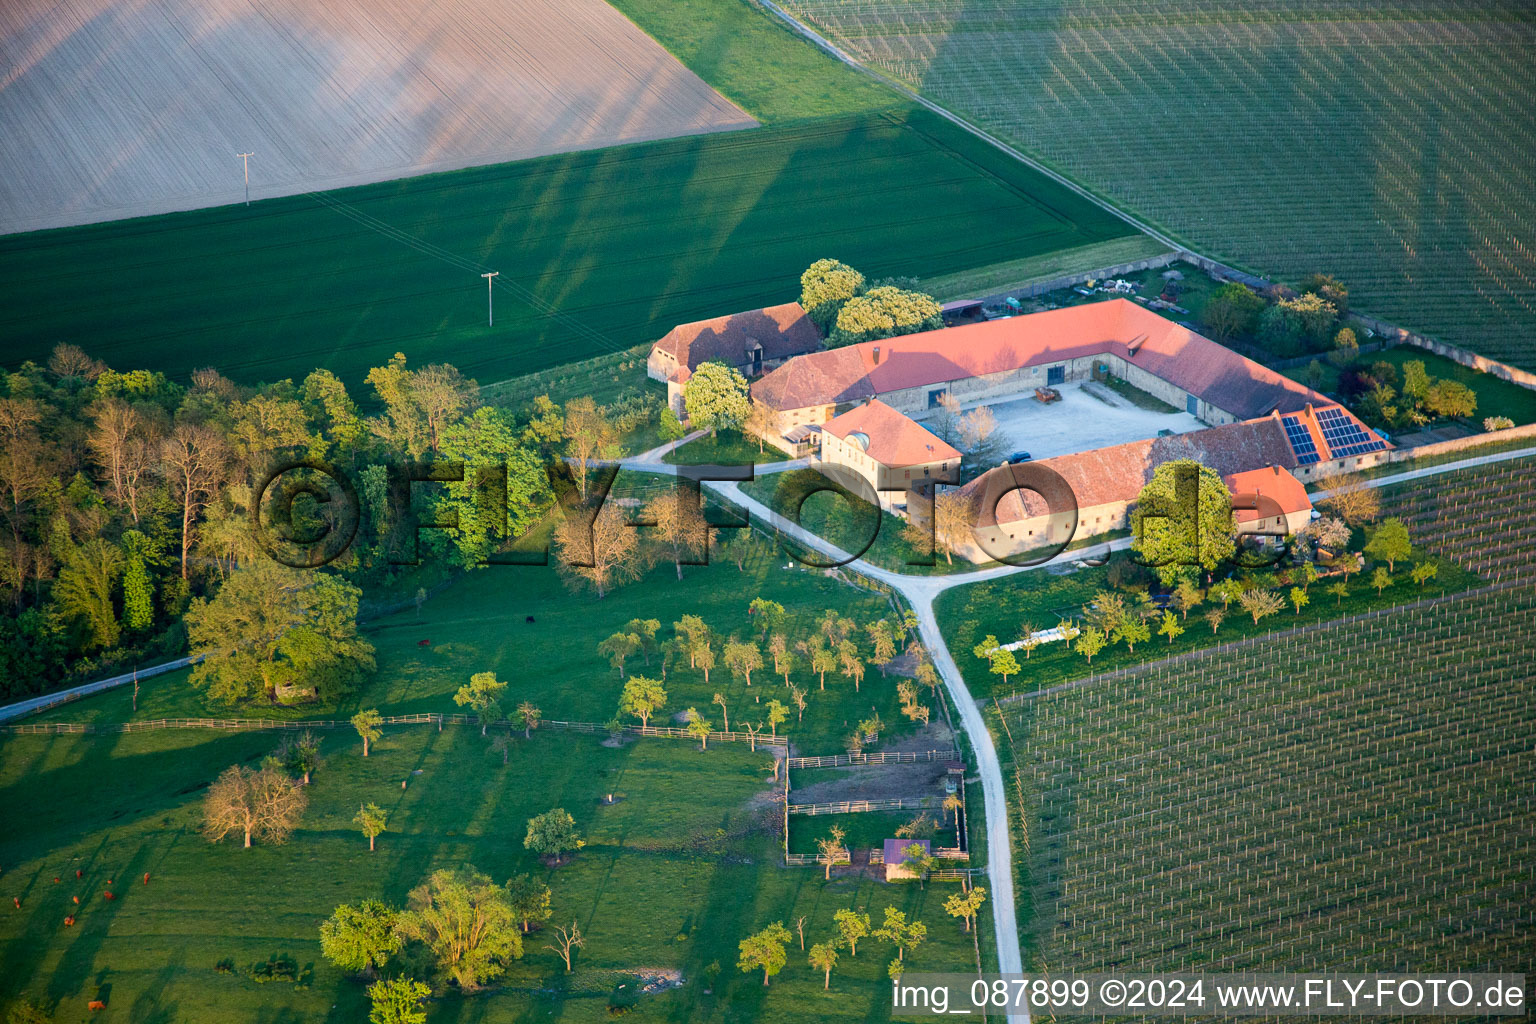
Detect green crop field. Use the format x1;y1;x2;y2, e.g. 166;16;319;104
780;0;1536;371
988;457;1536;979
0;0;1137;389
1;509;990;1019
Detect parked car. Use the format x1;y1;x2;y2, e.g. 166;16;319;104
1006;451;1032;464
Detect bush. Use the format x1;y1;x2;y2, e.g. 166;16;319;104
1483;415;1515;431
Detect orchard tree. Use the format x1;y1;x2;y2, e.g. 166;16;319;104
1289;586;1309;615
683;362;750;435
712;692;730;732
1172;580;1204;620
1372;566;1394;596
809;942;840;989
944;886;987;932
770;635;795;683
280;731;322;784
1200;282;1264;341
988;646;1020;685
352;708;383;756
1158;611;1185;644
505;875;552;933
738;922;793;986
1365;518;1412;571
1204;607;1226;633
765;699;789;738
1238;588;1284;625
875;907;926;961
723;640;763;686
355;803;388;851
202;764;307;848
563;397;619;502
684;707;712;750
749;598;787;639
454;671;508;735
866;619;897;675
516;701;542;738
321;900;401;975
1130;460;1235;585
395;867;522;991
1411;561;1439;588
619;676;667;728
817;824;848;880
1328;581;1349;607
1074;626;1107;665
834;908;870;956
524;809;584;860
790;684;808;722
1113;617;1151;653
598;631;642;677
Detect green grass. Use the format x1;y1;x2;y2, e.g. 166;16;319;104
663;432;784;466
1099;374;1179;413
26;520;930;757
0;114;1135;389
787;811;959;856
922;235;1172;300
934;547;1483;701
0;724;981;1022
781;0;1536;371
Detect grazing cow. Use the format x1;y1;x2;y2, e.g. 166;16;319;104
89;1001;106;1011
418;639;431;647
104;892;115;900
525;615;535;624
12;897;18;908
76;869;82;878
64;916;75;927
72;896;79;904
143;873;150;885
53;877;59;884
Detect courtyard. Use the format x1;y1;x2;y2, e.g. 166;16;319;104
926;380;1205;461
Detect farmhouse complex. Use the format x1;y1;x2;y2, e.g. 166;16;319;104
652;297;1390;561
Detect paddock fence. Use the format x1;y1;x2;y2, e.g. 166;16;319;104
787;795;943;816
785;749;960;769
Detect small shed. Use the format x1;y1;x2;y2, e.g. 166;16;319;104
883;839;931;882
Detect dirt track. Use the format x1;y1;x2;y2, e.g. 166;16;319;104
0;0;755;234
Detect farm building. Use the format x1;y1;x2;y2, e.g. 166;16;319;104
1226;465;1315;540
882;839;932;882
648;302;823;414
818;399;960;510
957;415;1305;562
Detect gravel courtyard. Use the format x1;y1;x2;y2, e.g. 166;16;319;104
0;0;756;233
941;381;1205;461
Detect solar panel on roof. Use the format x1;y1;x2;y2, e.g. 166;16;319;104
1281;414;1319;464
1314;407;1386;458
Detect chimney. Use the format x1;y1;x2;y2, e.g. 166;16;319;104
872;345;881;365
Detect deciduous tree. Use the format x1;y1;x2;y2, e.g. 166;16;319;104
809;942;839;989
367;977;429;1024
455;671;508;735
202;764;307;848
834;908;870;956
355;803;387;851
619;675;667;728
1365;518;1412;571
553;499;640;599
563;398;618;502
944;886;987;932
524;809;584;860
684;707;712;749
723;640;763;686
505;875;552;933
683;362;750;435
817;824;848;880
352;709;383;757
1158;611;1185;644
320;899;400;975
1238;587;1284;625
737;921;793;985
395;867;522;991
598;631;642;677
1130;459;1236;585
543;920;585;973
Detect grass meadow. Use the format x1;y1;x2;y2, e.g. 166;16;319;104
0;0;1137;388
1;540;990;1019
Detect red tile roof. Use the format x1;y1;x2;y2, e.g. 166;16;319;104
963;416;1298;525
821;399;961;468
1225;465;1314;522
653;302;822;376
752;299;1327;420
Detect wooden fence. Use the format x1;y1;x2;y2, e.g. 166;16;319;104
785;749;960;769
787;796;943;816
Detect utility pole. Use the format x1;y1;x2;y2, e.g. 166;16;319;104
237;152;254;206
481;271;499;326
